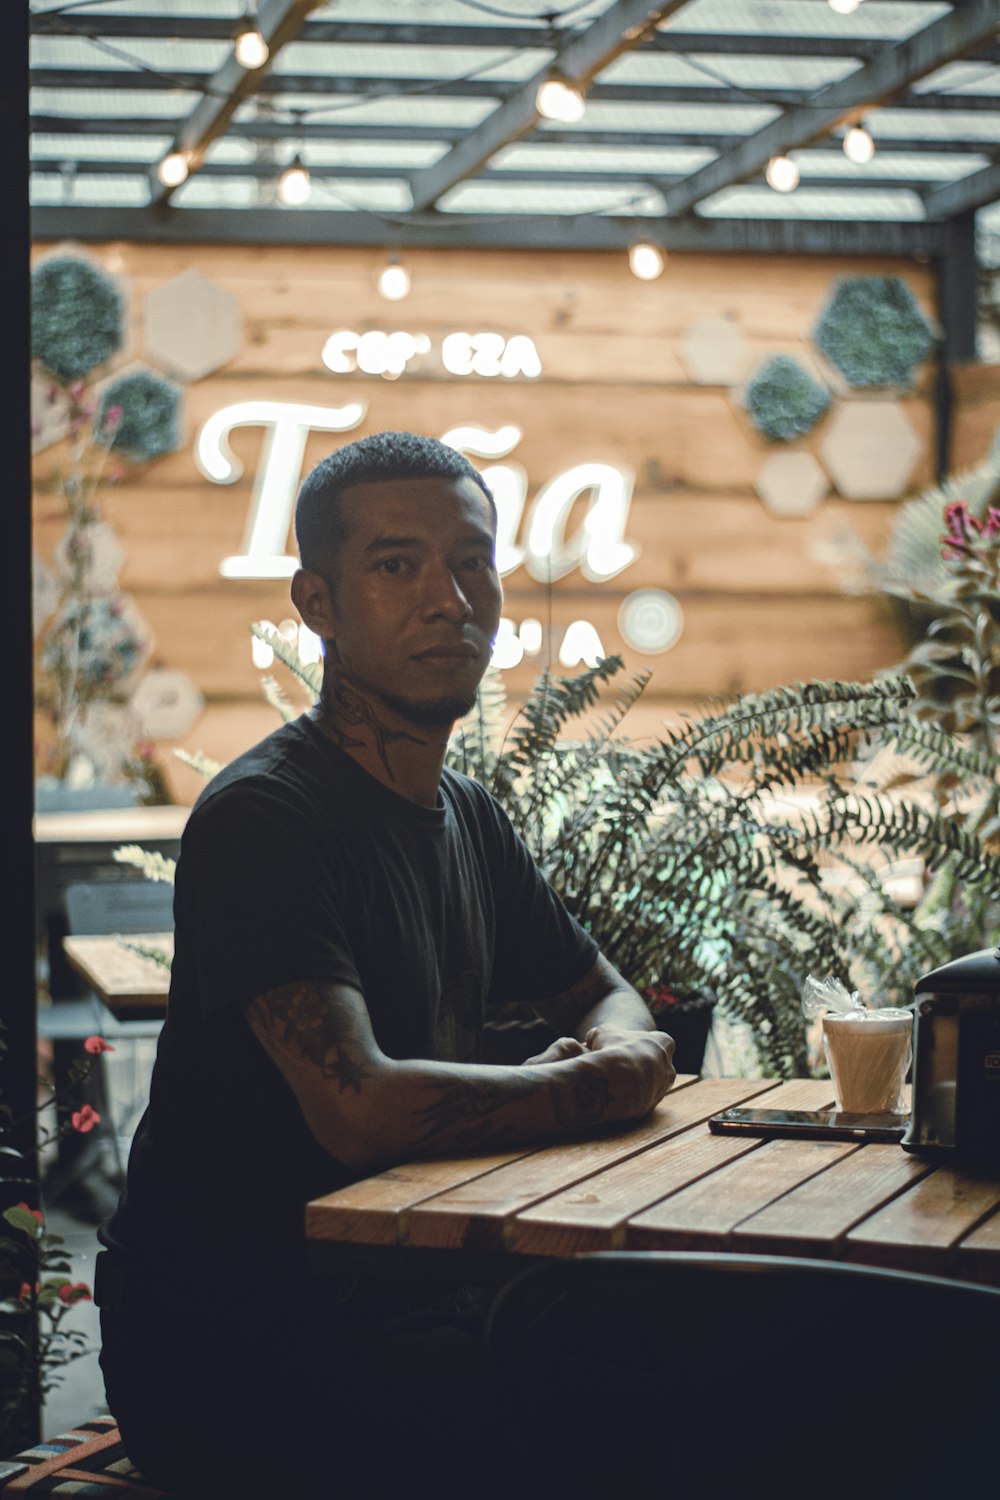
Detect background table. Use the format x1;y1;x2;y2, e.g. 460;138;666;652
61;933;172;1021
306;1075;1000;1287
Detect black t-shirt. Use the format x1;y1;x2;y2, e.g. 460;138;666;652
100;715;597;1301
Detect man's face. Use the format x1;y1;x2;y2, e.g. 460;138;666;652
318;474;503;728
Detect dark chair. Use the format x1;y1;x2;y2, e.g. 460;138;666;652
487;1250;1000;1500
39;879;173;1217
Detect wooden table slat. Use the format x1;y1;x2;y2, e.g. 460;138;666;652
955;1205;1000;1287
731;1143;933;1258
626;1080;857;1252
845;1166;1000;1275
402;1076;786;1251
304;1075;1000;1287
511;1078;837;1256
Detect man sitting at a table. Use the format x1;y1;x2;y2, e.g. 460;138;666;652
96;430;676;1499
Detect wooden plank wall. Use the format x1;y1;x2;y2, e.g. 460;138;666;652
31;242;1000;805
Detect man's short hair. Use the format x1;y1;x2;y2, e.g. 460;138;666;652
295;430;495;572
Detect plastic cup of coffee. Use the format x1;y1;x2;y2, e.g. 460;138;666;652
822;1009;913;1114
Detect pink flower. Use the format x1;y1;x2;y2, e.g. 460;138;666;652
15;1202;43;1224
70;1105;100;1134
83;1035;115;1055
983;507;1000;539
57;1282;92;1305
18;1282;40;1302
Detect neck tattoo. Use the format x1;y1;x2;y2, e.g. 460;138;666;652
317;680;425;782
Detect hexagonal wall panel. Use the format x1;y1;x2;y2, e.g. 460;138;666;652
144;270;243;382
813;276;934;389
40;592;154;694
54;521;125;595
69;703;140;785
131;668;204;741
820;401;923;501
31;371;72;453
755;452;829;518
742;354;830;442
681;318;748;386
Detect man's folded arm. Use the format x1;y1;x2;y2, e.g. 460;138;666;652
537;953;658;1045
245;976;674;1171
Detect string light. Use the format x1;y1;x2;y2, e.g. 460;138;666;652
765;155;799;193
157;150;190;187
278;152;311;205
843;123;875;164
234;8;269;71
535;74;586;124
377;253;411;301
628;242;665;281
828;0;861;13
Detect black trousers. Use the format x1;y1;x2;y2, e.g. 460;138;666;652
97;1253;524;1500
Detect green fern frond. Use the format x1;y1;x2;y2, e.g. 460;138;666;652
251;623;323;699
117;937;172;971
112;845;176;885
173;748;223;780
261;674;297;724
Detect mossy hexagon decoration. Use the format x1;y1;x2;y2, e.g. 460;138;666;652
814;276;934;389
743;354;830;442
98;367;182;461
32;254;124;382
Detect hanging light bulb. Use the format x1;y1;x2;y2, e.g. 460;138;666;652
157;150;190;187
234;11;269;71
828;0;861;13
535;74;586;124
843;122;875;164
628;242;665;281
278;152;311;205
377;254;411;302
765;155;799;193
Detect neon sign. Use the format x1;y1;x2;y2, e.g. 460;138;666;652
319;330;541;381
195;402;682;668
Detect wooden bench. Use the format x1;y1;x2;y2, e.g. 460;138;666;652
0;1417;168;1496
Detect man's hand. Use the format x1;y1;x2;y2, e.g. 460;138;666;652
575;1027;677;1121
523;1036;588;1066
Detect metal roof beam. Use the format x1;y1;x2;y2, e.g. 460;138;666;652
32;12;1000;67
146;0;319;208
407;0;694;212
29;114;1000;159
922;157;1000;217
32;68;1000;111
30;204;949;258
32;157;952;194
658;0;1000;218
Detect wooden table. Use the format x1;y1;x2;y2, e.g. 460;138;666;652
62;933;173;1021
306;1074;1000;1287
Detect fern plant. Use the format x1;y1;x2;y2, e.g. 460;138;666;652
250;629;1000;1076
123;595;1000;1080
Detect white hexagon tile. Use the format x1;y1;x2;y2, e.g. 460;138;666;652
131;668;205;741
144;270;243;383
755;451;829;518
53;521;125;595
819;401;923;500
681;318;748;386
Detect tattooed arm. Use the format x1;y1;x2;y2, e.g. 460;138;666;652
245;977;674;1169
539;953;659;1047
